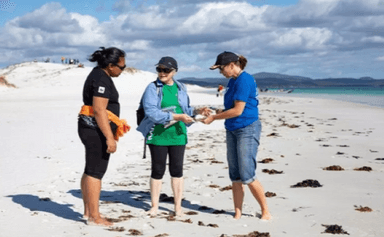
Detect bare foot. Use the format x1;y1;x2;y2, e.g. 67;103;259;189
174;209;184;217
146;207;158;216
261;212;272;220
87;217;113;227
83;213;106;219
233;211;242;220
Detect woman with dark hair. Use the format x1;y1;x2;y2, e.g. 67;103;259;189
78;47;129;226
137;56;210;217
203;51;272;220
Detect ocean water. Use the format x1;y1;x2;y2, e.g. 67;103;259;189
263;87;384;108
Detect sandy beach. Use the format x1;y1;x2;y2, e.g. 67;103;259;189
0;62;383;237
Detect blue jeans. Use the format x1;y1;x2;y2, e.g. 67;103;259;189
226;120;261;184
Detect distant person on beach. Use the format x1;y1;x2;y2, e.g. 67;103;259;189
137;56;210;217
217;84;224;97
203;51;272;220
78;47;130;226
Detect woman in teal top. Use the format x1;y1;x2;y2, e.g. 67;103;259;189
138;56;209;217
203;52;272;220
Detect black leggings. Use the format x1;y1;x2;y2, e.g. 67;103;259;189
148;144;186;179
78;123;110;180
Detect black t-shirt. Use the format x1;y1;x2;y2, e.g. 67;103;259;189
80;67;120;131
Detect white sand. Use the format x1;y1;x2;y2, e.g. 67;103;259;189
0;62;383;236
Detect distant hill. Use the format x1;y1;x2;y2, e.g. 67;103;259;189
179;72;384;88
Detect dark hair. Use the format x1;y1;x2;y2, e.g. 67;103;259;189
88;47;126;68
235;55;247;70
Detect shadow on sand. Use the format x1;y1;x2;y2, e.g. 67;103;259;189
6;194;83;222
67;189;222;215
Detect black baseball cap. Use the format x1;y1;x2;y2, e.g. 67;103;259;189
210;51;239;70
155;56;178;71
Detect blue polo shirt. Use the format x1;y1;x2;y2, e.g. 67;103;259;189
224;71;259;131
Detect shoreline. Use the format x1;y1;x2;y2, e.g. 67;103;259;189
260;92;384;109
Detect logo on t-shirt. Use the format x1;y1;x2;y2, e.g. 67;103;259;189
98;86;105;94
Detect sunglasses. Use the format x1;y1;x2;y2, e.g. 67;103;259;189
156;67;173;73
115;64;126;71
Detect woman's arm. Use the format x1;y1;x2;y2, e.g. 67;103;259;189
93;96;116;153
143;84;173;124
203;100;246;125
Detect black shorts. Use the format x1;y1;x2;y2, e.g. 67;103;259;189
78;122;110;179
148;144;186;179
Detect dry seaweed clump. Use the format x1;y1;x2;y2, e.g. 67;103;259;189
220;185;232;191
265;192;276;197
354;205;373;212
354;166;372;172
185;211;198;215
233;231;271;237
291;179;322;188
262;169;283;174
266;132;279;137
258;158;274;163
322;224;349;235
323;165;345;171
108;227;125;232
128;229;143;235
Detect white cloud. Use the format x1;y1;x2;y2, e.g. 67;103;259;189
69;13;106;46
1;0;384;79
178;2;267;34
179;65;201;73
270;28;333;51
362;36;384;43
15;3;82;33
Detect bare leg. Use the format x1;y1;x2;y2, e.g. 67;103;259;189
147;178;162;216
81;173;89;218
248;179;272;220
171;177;184;217
82;174;113;226
232;182;245;219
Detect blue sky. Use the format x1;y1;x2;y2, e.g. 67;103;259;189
1;0;384;79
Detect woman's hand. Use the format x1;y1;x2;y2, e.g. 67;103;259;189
174;114;194;124
202;115;215;125
197;107;212;117
106;138;117;153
